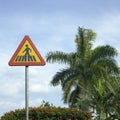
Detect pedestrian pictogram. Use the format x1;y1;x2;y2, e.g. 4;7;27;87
9;35;46;66
15;42;38;62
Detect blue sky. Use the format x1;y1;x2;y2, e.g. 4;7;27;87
0;0;120;116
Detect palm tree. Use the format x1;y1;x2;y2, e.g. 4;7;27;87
46;27;119;111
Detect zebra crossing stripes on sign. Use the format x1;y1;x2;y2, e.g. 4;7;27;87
14;40;39;62
9;35;46;66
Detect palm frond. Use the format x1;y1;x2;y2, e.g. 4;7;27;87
67;86;80;106
62;79;76;103
46;51;71;64
88;45;118;67
75;27;96;59
51;68;73;86
96;58;119;74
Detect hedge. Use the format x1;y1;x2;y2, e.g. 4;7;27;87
0;106;91;120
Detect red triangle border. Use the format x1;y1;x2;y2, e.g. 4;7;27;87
8;35;46;66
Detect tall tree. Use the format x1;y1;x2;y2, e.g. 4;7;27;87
46;27;119;112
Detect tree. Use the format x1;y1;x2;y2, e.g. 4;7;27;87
46;27;119;114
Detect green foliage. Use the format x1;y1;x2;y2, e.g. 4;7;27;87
46;26;120;119
40;100;54;108
0;106;91;120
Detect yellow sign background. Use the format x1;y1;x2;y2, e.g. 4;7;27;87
14;40;41;62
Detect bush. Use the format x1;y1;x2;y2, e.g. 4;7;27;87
1;106;91;120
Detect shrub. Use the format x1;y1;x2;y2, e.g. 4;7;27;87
1;106;91;120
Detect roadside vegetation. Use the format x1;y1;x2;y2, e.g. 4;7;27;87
46;27;120;119
0;101;91;120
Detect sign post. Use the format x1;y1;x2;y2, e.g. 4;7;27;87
25;66;29;120
9;35;46;120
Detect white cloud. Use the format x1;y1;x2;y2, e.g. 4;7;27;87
0;82;22;97
30;83;50;93
29;98;43;107
94;12;120;50
20;98;43;108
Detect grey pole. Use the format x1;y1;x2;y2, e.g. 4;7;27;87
25;66;29;120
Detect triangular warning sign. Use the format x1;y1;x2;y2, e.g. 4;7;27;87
9;35;46;66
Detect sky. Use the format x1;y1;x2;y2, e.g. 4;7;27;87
0;0;120;116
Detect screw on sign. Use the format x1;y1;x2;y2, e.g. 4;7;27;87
8;35;46;120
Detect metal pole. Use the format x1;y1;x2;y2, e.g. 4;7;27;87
25;66;29;120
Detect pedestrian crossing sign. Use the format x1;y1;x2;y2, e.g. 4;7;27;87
9;35;46;66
